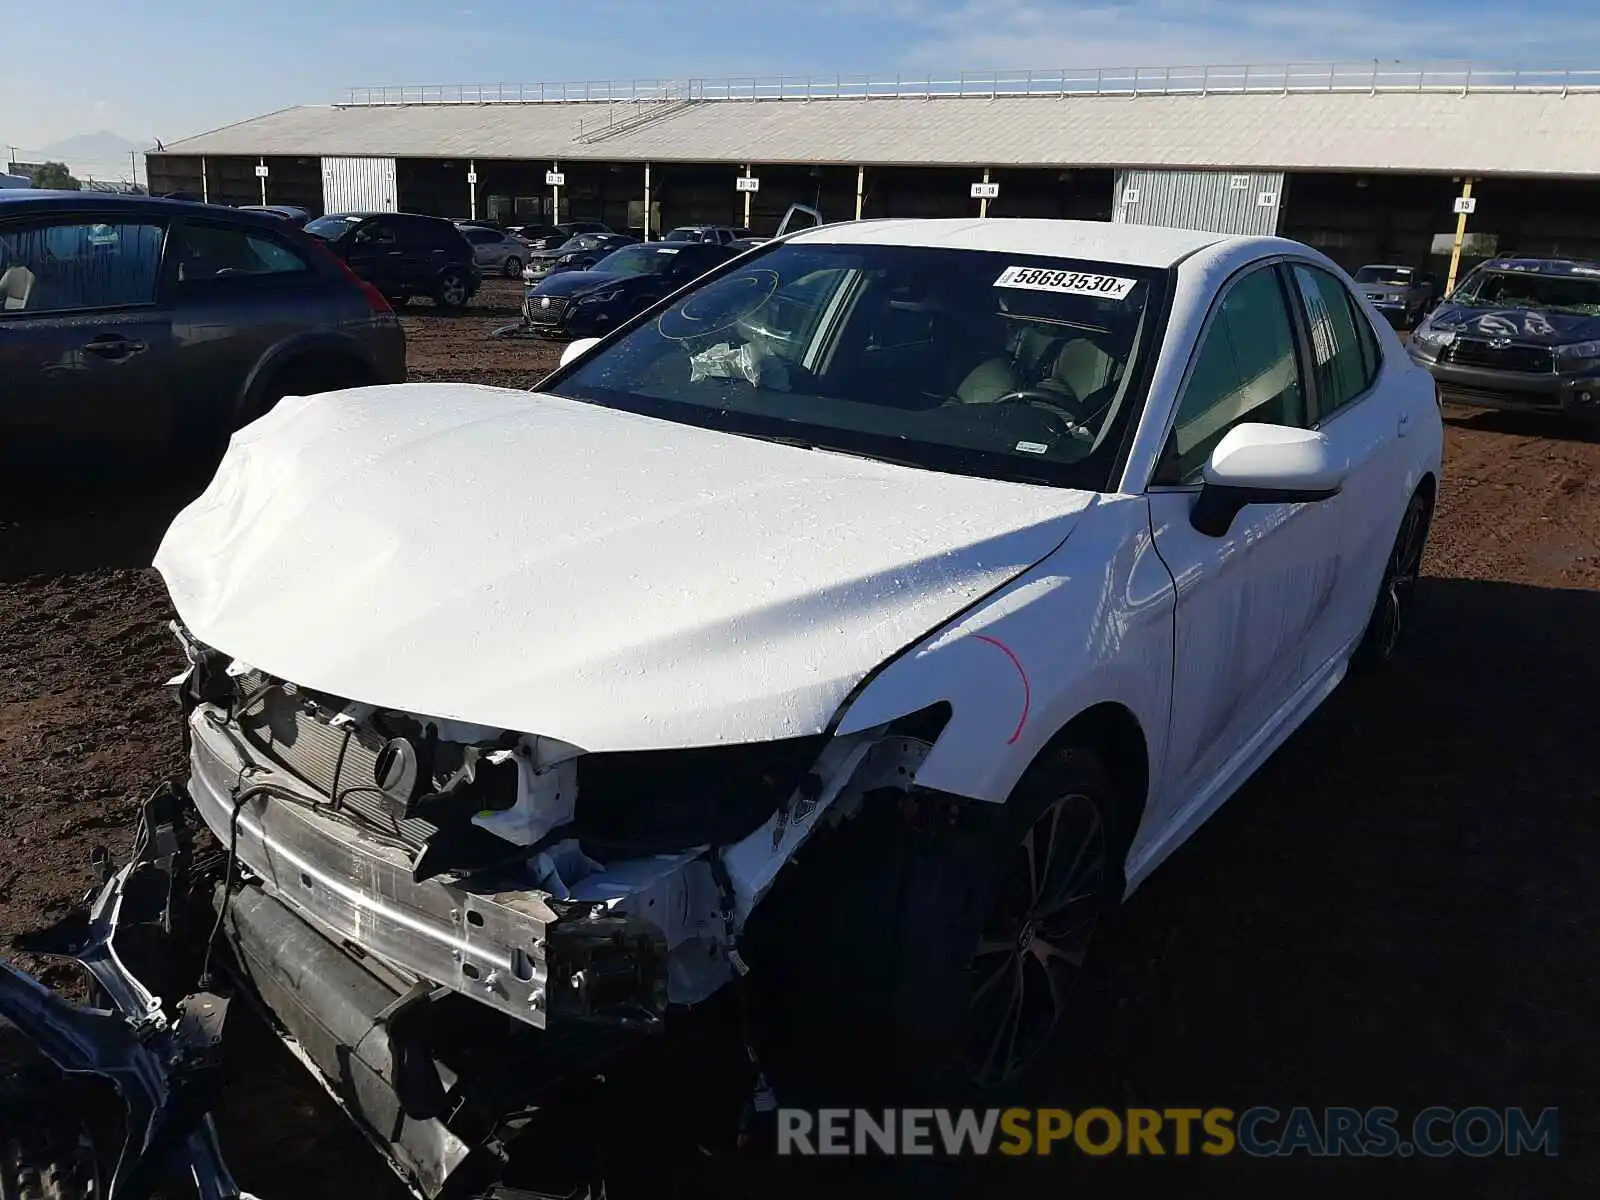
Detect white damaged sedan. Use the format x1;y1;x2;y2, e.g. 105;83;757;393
154;218;1440;1161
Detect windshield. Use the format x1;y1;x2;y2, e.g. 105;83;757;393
1355;266;1413;286
304;215;359;240
1452;267;1600;315
547;242;1168;490
590;244;684;277
663;228;704;243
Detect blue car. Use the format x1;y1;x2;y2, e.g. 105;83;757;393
520;241;735;338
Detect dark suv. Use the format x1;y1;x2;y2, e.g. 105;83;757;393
305;212;481;309
1409;255;1600;421
0;191;405;470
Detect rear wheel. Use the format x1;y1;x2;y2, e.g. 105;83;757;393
503;256;523;278
1354;485;1433;668
434;269;469;310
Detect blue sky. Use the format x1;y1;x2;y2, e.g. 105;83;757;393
7;0;1600;162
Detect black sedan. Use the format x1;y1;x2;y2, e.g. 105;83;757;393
520;241;735;338
521;232;637;283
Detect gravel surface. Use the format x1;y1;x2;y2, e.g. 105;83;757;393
1;287;1596;1196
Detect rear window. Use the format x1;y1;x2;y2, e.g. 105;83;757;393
1354;266;1414;286
305;215;360;239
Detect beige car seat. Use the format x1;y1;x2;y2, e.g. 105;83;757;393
1044;336;1117;401
0;264;34;311
954;325;1067;404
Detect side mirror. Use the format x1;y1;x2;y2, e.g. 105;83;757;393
1189;423;1347;537
559;337;601;368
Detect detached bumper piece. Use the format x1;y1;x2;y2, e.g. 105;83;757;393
0;789;252;1200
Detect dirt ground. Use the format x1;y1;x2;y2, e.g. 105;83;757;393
1;283;1597;1197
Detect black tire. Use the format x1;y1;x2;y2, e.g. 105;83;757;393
896;745;1126;1103
0;1027;101;1200
750;744;1129;1110
1353;484;1433;669
434;269;470;310
503;256;523;279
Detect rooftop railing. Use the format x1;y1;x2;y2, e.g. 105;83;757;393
340;62;1600;107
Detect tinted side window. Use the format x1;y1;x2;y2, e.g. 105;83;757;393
351;219;395;246
0;219;166;314
1291;264;1379;418
172;222;308;282
1156;266;1308;484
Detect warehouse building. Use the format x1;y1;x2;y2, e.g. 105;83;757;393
148;63;1600;275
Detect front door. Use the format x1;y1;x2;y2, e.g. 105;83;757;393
342;217;401;294
1145;262;1345;831
0;214;174;469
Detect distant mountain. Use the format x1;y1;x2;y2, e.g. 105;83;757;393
36;131;149;162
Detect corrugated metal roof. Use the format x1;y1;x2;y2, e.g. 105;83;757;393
156;91;1600;177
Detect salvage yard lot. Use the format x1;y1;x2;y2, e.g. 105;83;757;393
2;276;1597;1196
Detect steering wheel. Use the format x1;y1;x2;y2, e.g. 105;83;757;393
988;387;1089;440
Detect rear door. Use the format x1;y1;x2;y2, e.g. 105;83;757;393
1286;261;1419;667
462;226;500;267
165;216;336;446
0;212;174;466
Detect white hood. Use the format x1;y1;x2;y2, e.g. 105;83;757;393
155;384;1094;751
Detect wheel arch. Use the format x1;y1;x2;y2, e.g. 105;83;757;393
238;334;381;425
1021;700;1151;856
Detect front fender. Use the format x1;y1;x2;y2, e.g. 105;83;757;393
833;494;1175;808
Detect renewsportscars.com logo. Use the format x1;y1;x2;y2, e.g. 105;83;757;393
776;1106;1560;1158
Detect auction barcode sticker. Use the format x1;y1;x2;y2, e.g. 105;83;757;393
994;265;1136;300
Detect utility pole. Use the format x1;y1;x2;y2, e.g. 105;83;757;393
1446;177;1476;296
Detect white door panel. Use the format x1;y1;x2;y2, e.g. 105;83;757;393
1148;491;1340;815
1289;261;1419;666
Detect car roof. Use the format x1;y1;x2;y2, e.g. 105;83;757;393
0;190;297;231
1478;255;1600;275
792;217;1230;269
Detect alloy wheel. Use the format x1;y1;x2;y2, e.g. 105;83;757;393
960;792;1107;1090
439;273;467;307
1375;494;1429;659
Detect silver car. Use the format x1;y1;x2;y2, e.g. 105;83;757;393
460;226;528;278
1353;264;1439;328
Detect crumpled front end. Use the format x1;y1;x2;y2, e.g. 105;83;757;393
168;617;940;1194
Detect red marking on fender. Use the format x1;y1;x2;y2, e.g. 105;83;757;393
973;634;1030;745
